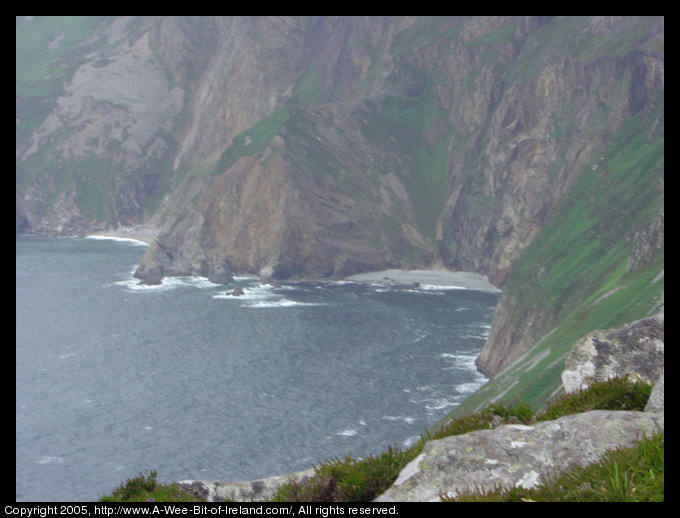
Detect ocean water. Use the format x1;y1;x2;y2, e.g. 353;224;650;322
16;235;499;502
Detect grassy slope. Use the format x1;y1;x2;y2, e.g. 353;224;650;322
453;100;664;415
17;17;115;222
16;16;112;139
16;16;111;99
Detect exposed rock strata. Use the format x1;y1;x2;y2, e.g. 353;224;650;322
17;17;664;280
17;15;664;408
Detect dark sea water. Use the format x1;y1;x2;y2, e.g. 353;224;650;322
16;235;499;502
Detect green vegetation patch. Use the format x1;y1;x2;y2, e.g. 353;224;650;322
213;107;291;175
463;21;517;47
99;470;201;502
70;153;114;221
453;103;664;412
357;90;449;240
291;67;325;105
16;16;113;99
390;17;461;56
537;378;652;422
272;448;410;503
19;145;117;222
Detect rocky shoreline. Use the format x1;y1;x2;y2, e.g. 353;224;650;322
85;228;501;293
345;269;501;292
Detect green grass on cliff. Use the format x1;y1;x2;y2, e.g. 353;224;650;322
357;91;449;241
453;101;664;415
18;147;115;222
213;107;291;176
16;16;113;99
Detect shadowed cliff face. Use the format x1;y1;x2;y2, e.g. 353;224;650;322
17;17;663;390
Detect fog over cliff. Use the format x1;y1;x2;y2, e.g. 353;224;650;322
17;16;663;406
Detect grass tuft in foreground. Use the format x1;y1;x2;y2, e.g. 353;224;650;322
98;470;201;502
272;447;410;502
536;377;653;422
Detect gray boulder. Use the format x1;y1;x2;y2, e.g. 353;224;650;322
645;373;664;412
374;410;663;502
561;313;664;394
177;467;315;502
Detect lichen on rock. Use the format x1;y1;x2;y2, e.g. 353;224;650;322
561;312;664;394
374;410;663;502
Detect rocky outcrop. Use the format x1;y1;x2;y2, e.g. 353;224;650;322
177;468;315;503
133;16;665;286
561;312;664;393
374;409;663;502
645;374;664;412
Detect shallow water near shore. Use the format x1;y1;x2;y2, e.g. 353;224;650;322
16;235;499;502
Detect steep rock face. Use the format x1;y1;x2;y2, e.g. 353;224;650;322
18;17;664;400
135;16;664;287
17;17;185;234
645;373;664;412
17;17;664;280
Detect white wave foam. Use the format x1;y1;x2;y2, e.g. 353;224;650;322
419;284;468;291
382;415;416;425
337;428;358;437
36;456;64;465
245;299;325;308
402;436;420;448
84;235;149;246
424;397;459;412
212;283;276;300
213;283;326;308
114;275;220;292
439;352;485;373
456;381;487;395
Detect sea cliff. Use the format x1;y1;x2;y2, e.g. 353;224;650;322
17;15;664;412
